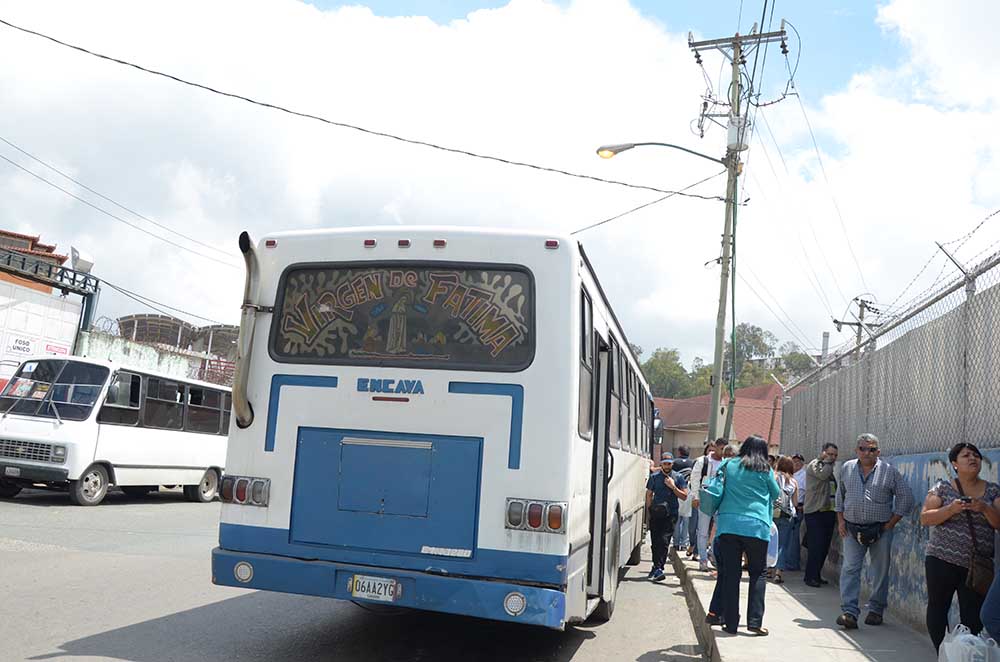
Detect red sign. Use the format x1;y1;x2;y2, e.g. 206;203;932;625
45;344;68;355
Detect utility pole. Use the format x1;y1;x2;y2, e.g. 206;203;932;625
690;24;786;442
834;298;882;360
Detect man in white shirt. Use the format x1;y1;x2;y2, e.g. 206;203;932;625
689;437;728;571
787;453;807;571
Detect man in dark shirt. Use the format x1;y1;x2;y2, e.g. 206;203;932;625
646;452;689;581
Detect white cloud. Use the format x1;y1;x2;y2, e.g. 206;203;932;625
0;0;996;367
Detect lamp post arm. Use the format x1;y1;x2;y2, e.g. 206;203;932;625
631;142;725;165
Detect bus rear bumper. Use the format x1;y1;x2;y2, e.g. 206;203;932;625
212;546;567;629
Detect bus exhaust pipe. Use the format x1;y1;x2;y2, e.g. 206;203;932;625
232;231;260;429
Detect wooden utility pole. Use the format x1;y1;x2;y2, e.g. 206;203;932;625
689;25;786;442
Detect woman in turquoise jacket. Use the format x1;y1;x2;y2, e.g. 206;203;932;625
705;435;780;635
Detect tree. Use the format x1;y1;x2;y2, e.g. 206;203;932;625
641;348;692;399
723;323;778;386
777;342;816;383
629;343;643;360
687;357;713;396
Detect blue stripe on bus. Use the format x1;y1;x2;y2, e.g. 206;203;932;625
219;523;567;586
212;546;567;629
447;382;524;470
264;375;339;452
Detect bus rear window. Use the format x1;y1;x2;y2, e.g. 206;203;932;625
271;263;534;371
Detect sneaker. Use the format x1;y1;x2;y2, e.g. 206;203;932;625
686;548;694;558
699;561;710;572
836;613;858;630
646;568;657;579
819;578;829;585
803;578;822;588
651;568;666;581
864;612;883;626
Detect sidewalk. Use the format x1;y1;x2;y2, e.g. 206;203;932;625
672;553;937;662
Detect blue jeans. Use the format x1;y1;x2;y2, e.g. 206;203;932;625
675;515;690;549
840;526;894;617
785;514;802;570
774;516;794;570
982;569;1000;642
689;508;700;551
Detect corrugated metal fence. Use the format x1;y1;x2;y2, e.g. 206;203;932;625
781;250;1000;458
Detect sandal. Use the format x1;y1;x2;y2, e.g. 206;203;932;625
748;626;769;636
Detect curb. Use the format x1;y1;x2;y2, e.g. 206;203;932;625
671;550;722;662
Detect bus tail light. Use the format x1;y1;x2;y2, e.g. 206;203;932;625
526;503;543;529
221;476;234;502
235;478;249;504
547;504;564;532
221;475;270;507
506;500;525;528
505;498;567;534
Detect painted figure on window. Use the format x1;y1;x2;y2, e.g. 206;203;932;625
386;295;410;354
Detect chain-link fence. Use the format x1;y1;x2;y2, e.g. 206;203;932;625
781;249;1000;458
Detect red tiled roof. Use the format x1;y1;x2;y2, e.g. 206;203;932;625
7;247;68;264
656;385;783;447
0;229;40;243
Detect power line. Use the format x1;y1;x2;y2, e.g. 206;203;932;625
0;17;725;204
0;134;237;259
741;265;818;350
736;270;816;351
0;152;241;269
793;89;871;294
570;170;726;235
103;279;223;325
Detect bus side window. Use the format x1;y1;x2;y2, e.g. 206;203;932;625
186;387;222;435
609;337;621;450
577;289;594;439
97;372;141;426
144;378;185;430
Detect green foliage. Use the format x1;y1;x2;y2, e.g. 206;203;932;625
641;326;816;398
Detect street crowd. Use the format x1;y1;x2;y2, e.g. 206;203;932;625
645;434;1000;652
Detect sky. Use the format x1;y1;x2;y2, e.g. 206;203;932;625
0;0;997;368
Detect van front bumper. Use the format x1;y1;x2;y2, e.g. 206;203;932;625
0;460;68;483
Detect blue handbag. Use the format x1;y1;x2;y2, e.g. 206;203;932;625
698;459;732;516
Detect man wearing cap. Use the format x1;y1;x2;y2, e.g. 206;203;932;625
646;452;689;581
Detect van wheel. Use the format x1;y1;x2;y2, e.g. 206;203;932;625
0;479;21;499
593;516;621;622
121;486;155;498
70;465;109;506
184;469;219;503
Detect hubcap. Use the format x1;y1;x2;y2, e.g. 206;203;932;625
82;471;103;499
200;471;218;497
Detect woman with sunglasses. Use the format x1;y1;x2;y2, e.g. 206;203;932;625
920;442;1000;651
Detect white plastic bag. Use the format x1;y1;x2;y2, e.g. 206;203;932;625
766;521;779;568
939;624;992;662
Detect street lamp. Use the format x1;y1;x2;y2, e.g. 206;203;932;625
595;142;724;165
595;138;736;442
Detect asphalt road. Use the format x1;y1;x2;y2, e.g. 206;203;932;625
1;488;703;662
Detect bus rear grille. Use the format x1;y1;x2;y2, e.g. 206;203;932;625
0;439;53;463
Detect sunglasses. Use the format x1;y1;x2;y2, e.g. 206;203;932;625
858;447;880;454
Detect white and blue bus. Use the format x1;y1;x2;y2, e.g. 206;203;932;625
212;227;654;629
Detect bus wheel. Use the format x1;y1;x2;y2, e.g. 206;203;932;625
184;469;219;503
69;465;109;506
593;516;621;622
121;486;155;498
0;479;21;499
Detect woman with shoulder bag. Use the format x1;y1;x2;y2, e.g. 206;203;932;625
920;442;1000;652
771;456;799;585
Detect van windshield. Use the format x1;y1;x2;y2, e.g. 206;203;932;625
271;263;535;371
0;360;110;421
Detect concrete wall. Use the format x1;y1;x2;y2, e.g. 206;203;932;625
813;449;1000;634
663;429;707;455
76;331;201;380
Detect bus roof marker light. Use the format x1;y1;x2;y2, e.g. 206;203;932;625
433;239;447;248
545;240;559;249
398;239;411;248
364;239;377;248
503;591;527;617
264;239;277;248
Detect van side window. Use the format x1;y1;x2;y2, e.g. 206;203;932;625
577;289;594;439
186;387;223;434
97;372;141;426
144;377;185;430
